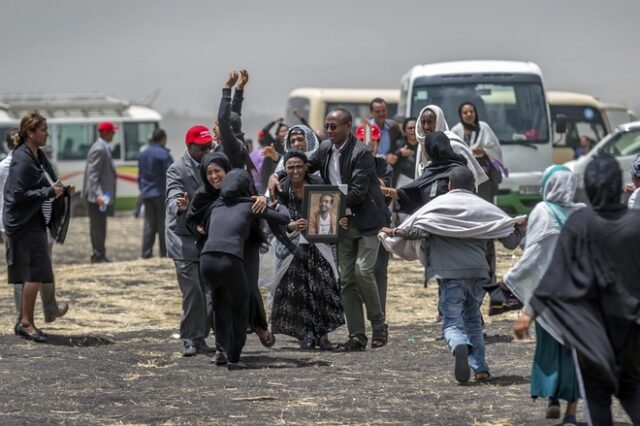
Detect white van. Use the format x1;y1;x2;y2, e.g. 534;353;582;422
285;88;399;134
398;60;552;214
0;94;161;215
566;121;640;202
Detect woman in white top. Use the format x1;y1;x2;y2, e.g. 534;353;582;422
451;102;505;203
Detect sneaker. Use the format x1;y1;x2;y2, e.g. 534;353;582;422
562;414;577;426
453;344;470;384
299;337;316;350
317;336;333;351
335;337;366;352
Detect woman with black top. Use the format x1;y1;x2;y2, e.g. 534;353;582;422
391;117;418;187
4;111;74;342
200;169;291;369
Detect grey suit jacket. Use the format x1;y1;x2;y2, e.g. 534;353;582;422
165;151;203;261
82;139;117;203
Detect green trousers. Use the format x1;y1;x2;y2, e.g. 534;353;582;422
338;227;385;342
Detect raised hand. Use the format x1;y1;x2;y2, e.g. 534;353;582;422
225;71;239;89
237;69;249;89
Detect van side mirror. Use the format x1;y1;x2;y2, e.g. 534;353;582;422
555;114;567;134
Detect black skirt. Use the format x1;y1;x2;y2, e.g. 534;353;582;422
6;227;54;284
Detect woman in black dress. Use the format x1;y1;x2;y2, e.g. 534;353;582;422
199;169;291;369
270;151;344;350
4;111;74;342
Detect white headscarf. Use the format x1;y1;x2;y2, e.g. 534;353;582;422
414;105;488;185
274;124;320;174
451;121;505;172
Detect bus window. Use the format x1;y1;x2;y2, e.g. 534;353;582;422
57;123;92;161
550;105;606;149
0;126;13;158
411;82;548;144
124;122;157;161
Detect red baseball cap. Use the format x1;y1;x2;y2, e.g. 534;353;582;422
97;121;119;133
185;125;213;145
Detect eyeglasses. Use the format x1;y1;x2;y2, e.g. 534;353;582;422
323;121;348;131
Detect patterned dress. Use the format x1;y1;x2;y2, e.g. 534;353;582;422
271;180;344;341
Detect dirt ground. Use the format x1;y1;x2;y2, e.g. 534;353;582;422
0;216;632;425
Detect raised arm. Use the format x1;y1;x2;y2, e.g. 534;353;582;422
231;69;248;115
217;71;245;169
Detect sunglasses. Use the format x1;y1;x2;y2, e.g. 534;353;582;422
323;121;349;131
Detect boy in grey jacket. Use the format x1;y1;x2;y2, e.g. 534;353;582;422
381;167;523;383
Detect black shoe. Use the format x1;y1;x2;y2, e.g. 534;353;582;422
318;336;333;351
15;324;47;343
335;337;366;352
453;344;470;384
183;341;197;357
371;323;389;348
211;352;228;366
300;337;316;350
227;362;248;371
195;341;216;355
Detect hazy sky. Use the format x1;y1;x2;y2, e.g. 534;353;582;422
2;0;638;119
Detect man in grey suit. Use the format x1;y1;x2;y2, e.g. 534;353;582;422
165;125;215;357
83;121;118;263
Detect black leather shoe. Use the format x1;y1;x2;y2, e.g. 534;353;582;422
183;342;197;357
15;324;47;343
227;362;248;371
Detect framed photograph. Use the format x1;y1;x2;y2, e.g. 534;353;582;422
302;185;346;243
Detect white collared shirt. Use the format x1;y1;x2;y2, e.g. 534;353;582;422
328;138;348;185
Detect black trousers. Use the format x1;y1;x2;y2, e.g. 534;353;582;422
141;196;166;258
201;252;248;364
579;350;640;425
245;246;269;332
87;202;109;261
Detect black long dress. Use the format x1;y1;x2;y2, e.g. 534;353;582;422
270;176;344;341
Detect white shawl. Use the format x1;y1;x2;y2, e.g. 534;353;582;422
379;189;526;264
450;121;505;172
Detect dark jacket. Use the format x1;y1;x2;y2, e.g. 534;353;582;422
201;170;291;259
3;144;69;241
309;135;386;235
217;88;249;170
374;156;393;226
138;143;174;198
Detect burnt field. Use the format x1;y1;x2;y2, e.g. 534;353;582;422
0;216;631;425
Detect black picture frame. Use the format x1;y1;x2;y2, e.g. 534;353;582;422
302;184;345;243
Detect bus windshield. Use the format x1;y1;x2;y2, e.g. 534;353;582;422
411;82;548;144
550;105;607;149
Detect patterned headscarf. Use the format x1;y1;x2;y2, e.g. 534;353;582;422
630;153;640;178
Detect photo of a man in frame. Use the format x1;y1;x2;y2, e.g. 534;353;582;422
309;192;337;235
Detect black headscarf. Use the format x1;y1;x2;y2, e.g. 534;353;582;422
219;169;253;202
186;152;232;239
424;131;467;165
458;101;480;132
585;153;623;210
395;132;467;214
282;149;307;165
199;152;232;193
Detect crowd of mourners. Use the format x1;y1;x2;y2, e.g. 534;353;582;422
2;69;639;425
